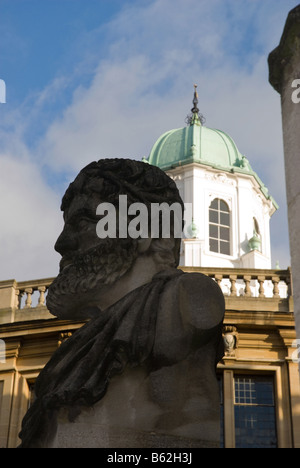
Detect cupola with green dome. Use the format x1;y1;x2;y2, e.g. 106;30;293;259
146;85;275;205
144;86;278;270
148;85;247;170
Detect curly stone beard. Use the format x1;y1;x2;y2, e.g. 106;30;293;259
47;237;139;320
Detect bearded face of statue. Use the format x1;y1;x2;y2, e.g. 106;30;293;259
46;158;184;320
46;193;139;320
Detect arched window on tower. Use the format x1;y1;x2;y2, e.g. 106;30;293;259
209;198;231;255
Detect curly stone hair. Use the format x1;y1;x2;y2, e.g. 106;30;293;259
61;158;184;266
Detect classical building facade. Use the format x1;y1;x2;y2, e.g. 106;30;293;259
1;88;300;448
0;268;299;448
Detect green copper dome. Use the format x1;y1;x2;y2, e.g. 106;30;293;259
147;85;250;173
147;123;248;172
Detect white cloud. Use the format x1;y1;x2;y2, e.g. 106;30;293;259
0;152;62;280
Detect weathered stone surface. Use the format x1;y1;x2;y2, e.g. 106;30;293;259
19;159;224;448
51;347;221;448
269;6;300;351
268;5;300;94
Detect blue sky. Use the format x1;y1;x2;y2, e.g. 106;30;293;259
0;0;298;280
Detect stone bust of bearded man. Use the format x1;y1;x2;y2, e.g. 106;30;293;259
19;158;224;449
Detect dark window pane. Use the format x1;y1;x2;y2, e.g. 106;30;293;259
219;200;229;212
210;199;219;210
235;406;277;448
220;241;230;255
220;226;230;241
209;224;218;239
210;238;218;253
209;209;219;224
234;376;277;449
220;212;230;226
254;380;274;406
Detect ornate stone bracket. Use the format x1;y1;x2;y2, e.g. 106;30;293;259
223;326;238;357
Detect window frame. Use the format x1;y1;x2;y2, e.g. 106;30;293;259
218;366;290;448
209;198;231;256
233;374;277;448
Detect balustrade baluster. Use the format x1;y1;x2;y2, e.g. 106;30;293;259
244;275;251;297
215;274;223;290
272;277;280;298
229;275;237;296
257;276;265;298
24;288;33;308
38;286;46;306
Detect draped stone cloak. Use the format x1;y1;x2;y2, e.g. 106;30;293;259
19;269;224;448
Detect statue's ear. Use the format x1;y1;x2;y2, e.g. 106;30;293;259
137;237;152;253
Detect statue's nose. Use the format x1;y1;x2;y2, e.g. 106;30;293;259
55;227;78;255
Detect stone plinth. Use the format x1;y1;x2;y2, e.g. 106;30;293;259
50;347;221;448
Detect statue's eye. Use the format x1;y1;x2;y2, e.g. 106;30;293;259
77;219;90;231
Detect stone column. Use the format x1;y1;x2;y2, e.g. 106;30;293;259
268;5;300;348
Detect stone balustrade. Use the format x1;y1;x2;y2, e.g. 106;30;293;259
0;278;54;324
180;267;292;299
0;268;293;324
15;279;53;309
